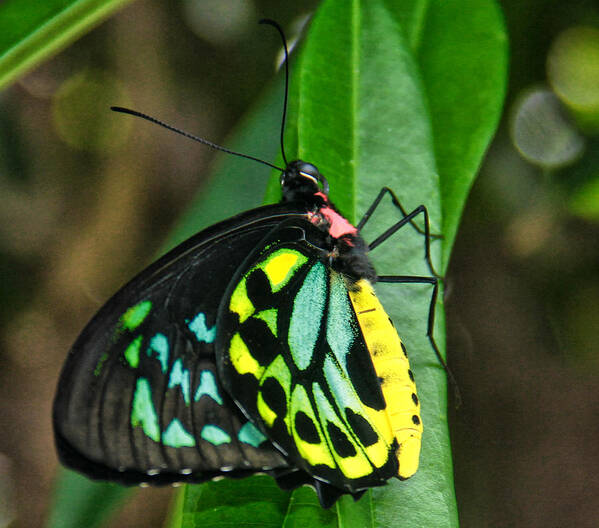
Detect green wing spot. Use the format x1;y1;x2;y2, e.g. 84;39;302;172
229;333;265;378
323;355;362;414
288;262;327;370
261;355;292;400
229;278;254;323
289;384;335;468
124;335;143;368
257;356;293;429
131;378;160;442
187;312;216;343
93;352;109;376
193;370;222;404
327;273;355;368
147;333;169;373
200;424;231;446
254;308;278;336
312;381;369;479
258;248;308;292
229;249;307;324
168;359;191;405
321;355;391;468
257;391;277;427
162;418;196;448
120;300;152;332
238;421;267;447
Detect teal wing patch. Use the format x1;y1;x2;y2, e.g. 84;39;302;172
53;218;293;485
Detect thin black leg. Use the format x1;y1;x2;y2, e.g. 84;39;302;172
357;187;441;278
368;205;440;279
377;274;461;407
357;186;441;238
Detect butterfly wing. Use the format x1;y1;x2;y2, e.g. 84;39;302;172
216;221;420;495
54;204;309;485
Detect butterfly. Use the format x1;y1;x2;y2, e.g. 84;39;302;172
53;20;443;509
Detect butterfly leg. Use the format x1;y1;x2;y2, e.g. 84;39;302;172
357;187;442;238
376;274;460;406
365;203;441;279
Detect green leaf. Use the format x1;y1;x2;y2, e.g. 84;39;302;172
411;0;508;266
282;1;452;526
178;477;290;528
46;469;130;528
176;0;506;526
175;479;338;528
0;0;132;90
381;0;508;266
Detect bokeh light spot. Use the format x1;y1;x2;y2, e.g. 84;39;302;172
510;88;584;169
182;0;256;45
568;174;599;222
52;69;132;152
548;26;599;128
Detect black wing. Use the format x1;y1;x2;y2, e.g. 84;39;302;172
54;203;307;485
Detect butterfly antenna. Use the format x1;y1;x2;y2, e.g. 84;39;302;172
259;19;290;167
111;106;285;172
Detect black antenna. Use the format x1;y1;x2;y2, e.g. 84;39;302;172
110;106;285;173
111;20;293;173
259;19;290;167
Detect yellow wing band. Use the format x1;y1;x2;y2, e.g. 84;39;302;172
348;279;422;479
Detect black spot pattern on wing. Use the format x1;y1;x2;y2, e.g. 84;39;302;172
295;411;320;444
327;422;356;458
345;408;378;447
345;345;386;411
239;318;279;366
262;377;287;418
245;270;274;312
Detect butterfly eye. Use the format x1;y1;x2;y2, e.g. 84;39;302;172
297;162;320;180
299;171;318;184
296;162;329;195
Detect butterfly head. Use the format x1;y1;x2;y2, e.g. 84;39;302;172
281;160;330;202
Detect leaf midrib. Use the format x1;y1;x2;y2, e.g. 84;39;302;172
406;0;430;51
351;0;359;223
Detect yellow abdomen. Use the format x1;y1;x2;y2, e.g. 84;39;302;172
348;279;422;479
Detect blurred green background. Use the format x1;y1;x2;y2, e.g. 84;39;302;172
0;0;598;527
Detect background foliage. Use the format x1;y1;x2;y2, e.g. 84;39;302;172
0;0;598;527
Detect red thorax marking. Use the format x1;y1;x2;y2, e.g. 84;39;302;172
311;192;358;239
